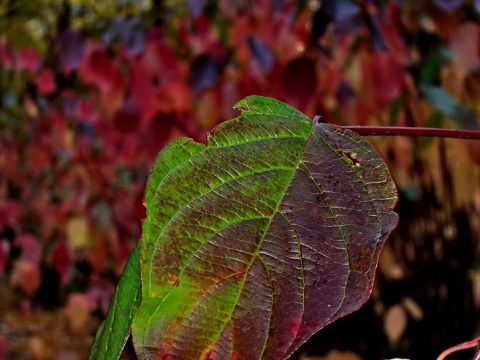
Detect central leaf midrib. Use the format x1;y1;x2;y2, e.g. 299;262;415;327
197;122;316;360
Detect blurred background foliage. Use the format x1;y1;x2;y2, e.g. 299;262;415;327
0;0;480;359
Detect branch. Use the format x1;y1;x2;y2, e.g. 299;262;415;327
435;335;480;360
341;126;480;140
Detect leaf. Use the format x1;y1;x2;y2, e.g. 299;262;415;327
248;37;275;72
58;29;85;75
364;9;387;52
450;22;479;79
0;335;9;359
189;54;220;93
367;52;404;108
120;18;145;57
63;293;96;333
89;243;142;360
0;240;9;276
384;305;407;345
132;96;398;359
66;216;89;250
422;85;478;129
420;49;448;86
10;260;41;296
113;97;141;134
281;57;317;112
187;0;207;17
432;0;464;13
14;233;42;264
331;0;362;32
35;68;56;94
16;48;40;73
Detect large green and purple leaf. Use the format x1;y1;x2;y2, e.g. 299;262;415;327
132;96;398;359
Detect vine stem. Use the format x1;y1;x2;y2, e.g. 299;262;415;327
435;335;480;360
341;126;480;139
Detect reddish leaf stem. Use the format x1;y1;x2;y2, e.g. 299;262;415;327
435;336;480;360
341;126;480;139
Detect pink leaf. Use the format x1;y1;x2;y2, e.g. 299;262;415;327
16;48;40;73
35;68;56;94
14;234;42;265
0;200;21;228
450;22;480;79
0;335;9;360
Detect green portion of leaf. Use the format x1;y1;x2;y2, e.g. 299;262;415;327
89;243;141;360
89;138;206;360
132;96;398;360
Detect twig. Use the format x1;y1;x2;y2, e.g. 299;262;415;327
341;126;480;139
436;336;480;360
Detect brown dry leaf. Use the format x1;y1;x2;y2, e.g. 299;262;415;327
473;270;480;308
401;297;424;321
379;244;405;280
384;304;408;345
63;293;96;333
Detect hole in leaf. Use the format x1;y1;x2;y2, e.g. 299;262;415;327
340;151;361;167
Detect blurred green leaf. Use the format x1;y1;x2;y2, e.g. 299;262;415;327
2;89;17;109
420;49;450;86
422;85;477;130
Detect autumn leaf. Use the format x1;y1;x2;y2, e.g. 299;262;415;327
131;96;398;359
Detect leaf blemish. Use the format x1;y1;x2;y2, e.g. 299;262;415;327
340;150;361;167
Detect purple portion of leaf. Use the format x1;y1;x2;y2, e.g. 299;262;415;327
337;80;355;107
365;11;387;52
187;0;207;17
332;0;362;32
189;54;220;93
432;0;464;12
248;37;275;72
58;30;85;74
121;21;145;57
103;17;145;56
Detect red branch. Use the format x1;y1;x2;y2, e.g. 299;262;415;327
342;126;480;140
